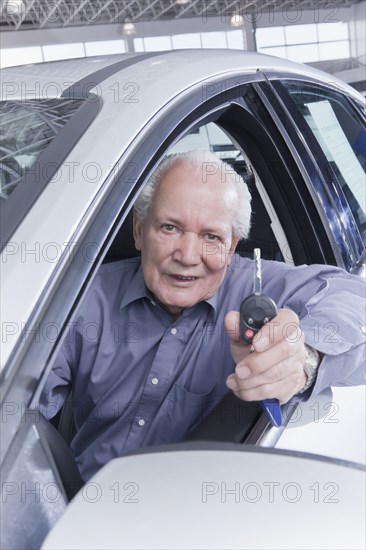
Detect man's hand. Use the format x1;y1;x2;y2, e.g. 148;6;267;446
224;308;307;404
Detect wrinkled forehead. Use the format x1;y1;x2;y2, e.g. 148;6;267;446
156;160;238;203
164;158;235;183
149;163;238;232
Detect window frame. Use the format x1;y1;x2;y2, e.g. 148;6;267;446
260;74;365;272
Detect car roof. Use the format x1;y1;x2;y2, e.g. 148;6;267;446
1;49;362;102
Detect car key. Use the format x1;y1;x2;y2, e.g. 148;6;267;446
239;248;282;427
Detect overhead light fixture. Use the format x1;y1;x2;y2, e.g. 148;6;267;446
122;22;136;35
230;14;245;28
5;0;24;14
176;0;190;5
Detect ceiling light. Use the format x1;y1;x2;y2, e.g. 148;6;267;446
122;22;136;35
176;0;190;5
5;0;24;14
230;14;245;28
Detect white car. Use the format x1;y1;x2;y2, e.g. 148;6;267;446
1;49;365;550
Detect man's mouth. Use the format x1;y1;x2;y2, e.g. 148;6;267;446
170;274;199;281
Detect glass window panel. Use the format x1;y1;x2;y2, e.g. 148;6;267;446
0;98;83;200
285;24;317;45
133;38;145;52
286;44;319;63
318;41;350;61
43;43;85;62
0;47;43;68
201;32;227;48
256;27;285;48
226;30;245;50
85;40;126;56
257;46;287;59
172;33;201;49
143;36;172;51
318;22;349;42
284;82;366;242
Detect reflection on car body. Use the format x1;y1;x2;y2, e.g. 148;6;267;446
0;49;365;550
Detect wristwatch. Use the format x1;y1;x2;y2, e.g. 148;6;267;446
298;344;321;394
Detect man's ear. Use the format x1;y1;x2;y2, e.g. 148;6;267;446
133;209;142;251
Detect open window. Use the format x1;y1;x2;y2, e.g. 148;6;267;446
40;80;329;456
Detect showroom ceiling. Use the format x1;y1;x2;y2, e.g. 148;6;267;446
0;0;364;31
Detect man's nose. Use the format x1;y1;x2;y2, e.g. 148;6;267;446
172;232;202;265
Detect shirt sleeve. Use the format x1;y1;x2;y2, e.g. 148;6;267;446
38;343;74;419
261;261;366;396
299;274;365;397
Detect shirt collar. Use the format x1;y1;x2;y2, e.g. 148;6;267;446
204;292;219;314
120;265;151;310
119;263;218;316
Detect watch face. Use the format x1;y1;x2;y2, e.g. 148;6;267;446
305;345;320;373
299;345;320;394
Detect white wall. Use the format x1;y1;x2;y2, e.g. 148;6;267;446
253;4;352;28
349;1;366;63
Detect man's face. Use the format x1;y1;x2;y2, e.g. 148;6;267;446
133;161;240;317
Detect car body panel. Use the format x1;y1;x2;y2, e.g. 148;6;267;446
41;445;365;550
277;385;366;465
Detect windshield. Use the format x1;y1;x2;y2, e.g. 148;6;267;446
0;98;84;201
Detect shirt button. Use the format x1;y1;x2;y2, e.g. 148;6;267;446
151;377;159;385
170;327;177;335
137;419;145;426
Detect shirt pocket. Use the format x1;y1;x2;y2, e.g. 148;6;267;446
166;382;219;441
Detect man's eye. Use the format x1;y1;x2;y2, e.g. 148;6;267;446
162;224;176;232
206;233;219;241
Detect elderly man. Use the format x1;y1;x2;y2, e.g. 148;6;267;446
40;150;365;482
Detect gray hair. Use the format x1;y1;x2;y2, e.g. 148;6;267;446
134;150;252;239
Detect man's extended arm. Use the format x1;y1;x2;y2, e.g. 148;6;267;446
225;261;365;403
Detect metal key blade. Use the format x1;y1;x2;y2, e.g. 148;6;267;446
239;247;283;428
253;248;262;295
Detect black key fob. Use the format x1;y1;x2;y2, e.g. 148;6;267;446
240;294;277;344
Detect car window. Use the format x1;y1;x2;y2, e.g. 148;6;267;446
282;83;366;243
0;98;83;201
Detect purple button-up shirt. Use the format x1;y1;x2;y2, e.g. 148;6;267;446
40;255;365;480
